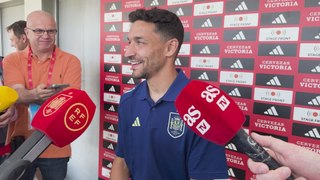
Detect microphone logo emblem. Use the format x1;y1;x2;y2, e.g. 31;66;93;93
196;119;211;135
183;105;211;135
43;94;72;116
201;85;230;111
201;85;220;103
64;103;89;132
183;105;201;126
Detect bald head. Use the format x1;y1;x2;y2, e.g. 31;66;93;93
26;11;56;29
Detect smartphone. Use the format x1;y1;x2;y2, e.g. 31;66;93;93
46;84;70;89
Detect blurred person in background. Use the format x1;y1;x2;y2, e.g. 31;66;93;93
0;20;30;164
6;20;29;51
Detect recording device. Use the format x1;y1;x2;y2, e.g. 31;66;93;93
45;84;70;89
0;86;22;156
0;88;96;180
0;86;18;114
175;80;293;180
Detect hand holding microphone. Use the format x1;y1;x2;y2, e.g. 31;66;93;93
0;86;18;127
0;88;96;180
175;80;294;180
0;105;17;128
247;132;320;180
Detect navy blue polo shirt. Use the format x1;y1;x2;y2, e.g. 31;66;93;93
116;70;228;180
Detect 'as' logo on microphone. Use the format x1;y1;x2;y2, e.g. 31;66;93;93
196;119;211;135
201;85;231;111
183;105;211;135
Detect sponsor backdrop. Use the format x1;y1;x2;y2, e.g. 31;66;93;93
99;0;320;179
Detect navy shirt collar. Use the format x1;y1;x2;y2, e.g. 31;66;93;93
136;69;190;102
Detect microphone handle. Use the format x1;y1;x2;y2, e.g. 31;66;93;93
230;128;294;180
0;130;52;180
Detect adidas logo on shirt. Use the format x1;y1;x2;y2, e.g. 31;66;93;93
132;117;141;127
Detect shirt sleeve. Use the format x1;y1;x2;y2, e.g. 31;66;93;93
115;101;125;158
3;52;25;87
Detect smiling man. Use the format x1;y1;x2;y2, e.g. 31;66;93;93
110;7;228;180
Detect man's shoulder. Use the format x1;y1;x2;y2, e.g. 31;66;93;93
120;82;144;103
4;51;24;60
55;47;80;61
3;51;25;65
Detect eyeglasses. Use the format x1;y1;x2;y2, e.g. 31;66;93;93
27;27;57;36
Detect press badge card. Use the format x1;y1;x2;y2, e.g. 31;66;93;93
28;103;40;129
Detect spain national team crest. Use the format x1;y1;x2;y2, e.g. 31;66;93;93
167;112;185;138
43;94;73;116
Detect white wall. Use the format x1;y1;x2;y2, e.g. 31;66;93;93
1;4;24;56
58;0;100;179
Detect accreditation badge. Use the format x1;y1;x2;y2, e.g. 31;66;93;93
28;103;40;129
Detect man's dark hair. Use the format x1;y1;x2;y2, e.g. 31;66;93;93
129;7;184;54
6;20;26;38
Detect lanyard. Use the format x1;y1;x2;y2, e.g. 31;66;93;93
27;46;56;89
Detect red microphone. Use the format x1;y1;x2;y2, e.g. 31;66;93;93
175;80;293;180
0;88;96;180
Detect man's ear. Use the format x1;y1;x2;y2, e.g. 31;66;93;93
165;38;179;57
22;34;27;42
24;28;30;39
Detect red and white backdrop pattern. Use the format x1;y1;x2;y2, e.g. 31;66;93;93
99;0;320;179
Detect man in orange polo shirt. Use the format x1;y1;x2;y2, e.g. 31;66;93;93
3;10;81;179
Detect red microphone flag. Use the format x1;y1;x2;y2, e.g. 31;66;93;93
0;89;96;180
31;88;96;147
175;80;245;145
175;80;294;179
